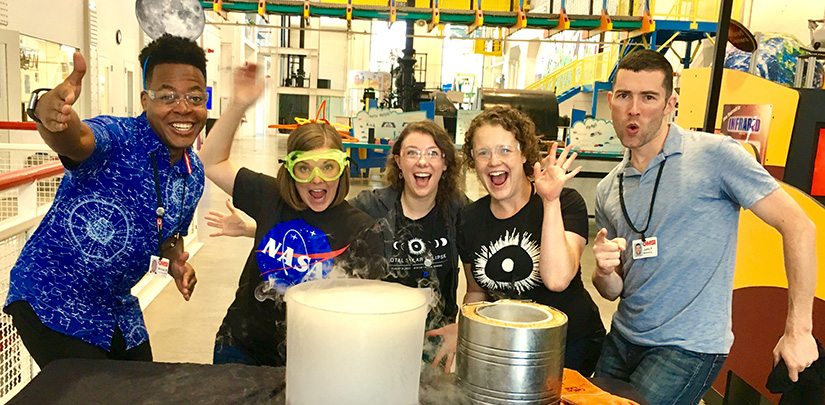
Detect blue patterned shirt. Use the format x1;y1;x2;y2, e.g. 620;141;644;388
4;113;204;350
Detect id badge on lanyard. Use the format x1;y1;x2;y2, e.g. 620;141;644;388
620;159;666;261
631;237;658;260
147;151;191;278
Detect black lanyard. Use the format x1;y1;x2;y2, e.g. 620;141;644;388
151;152;190;255
618;159;666;241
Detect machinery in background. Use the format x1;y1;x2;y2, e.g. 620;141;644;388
474;88;559;141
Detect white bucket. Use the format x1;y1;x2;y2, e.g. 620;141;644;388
284;278;429;405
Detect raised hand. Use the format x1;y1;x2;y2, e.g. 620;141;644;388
37;52;87;133
233;63;264;109
534;142;582;202
593;228;626;276
205;199;256;237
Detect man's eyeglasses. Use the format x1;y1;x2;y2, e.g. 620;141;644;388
471;144;520;161
144;90;207;107
401;148;443;161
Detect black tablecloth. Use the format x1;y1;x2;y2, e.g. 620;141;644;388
8;359;647;404
8;359;285;405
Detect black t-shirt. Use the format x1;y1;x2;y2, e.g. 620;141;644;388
383;206;457;329
457;188;603;344
216;168;377;366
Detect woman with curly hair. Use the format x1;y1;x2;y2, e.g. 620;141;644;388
456;106;605;375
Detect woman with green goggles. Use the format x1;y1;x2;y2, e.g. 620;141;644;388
280;149;349;183
198;64;379;367
206;120;471;373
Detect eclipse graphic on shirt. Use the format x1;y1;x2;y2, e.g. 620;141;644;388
473;230;541;294
407;237;426;255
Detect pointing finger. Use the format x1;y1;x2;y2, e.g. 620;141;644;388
595;228;609;244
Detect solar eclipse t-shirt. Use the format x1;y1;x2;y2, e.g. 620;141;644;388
456;188;601;344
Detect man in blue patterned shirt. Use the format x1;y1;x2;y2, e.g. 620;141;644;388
5;35;206;367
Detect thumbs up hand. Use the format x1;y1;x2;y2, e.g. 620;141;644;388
36;52;87;133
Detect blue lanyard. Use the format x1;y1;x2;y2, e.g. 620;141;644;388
151;152;190;255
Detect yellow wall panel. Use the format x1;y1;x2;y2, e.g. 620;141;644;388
440;0;472;10
677;68;799;168
733;183;825;300
350;0;390;5
323;0;391;5
480;0;511;12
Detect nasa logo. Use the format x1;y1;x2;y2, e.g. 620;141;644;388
256;219;333;292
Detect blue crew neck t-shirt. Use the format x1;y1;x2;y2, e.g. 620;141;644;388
4;113;204;350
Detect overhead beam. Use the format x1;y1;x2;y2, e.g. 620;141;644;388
200;1;648;32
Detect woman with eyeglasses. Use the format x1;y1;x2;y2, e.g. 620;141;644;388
198;64;378;366
456;106;605;375
206;120;470;371
348;120;469;371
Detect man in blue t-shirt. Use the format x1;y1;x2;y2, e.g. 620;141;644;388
4;35;208;367
592;49;818;404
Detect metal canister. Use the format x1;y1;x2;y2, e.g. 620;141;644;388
455;300;567;405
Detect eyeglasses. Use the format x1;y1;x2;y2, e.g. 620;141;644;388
401;148;443;161
280;149;349;183
144;89;207;107
471;144;520;161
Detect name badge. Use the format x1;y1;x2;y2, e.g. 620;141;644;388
148;255;170;278
631;237;658;260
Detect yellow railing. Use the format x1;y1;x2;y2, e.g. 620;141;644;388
527;0;745;94
653;0;743;25
526;45;619;94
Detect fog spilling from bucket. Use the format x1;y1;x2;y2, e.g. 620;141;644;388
243;216;469;402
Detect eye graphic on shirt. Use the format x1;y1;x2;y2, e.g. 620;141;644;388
473;230;541;294
67;197;132;261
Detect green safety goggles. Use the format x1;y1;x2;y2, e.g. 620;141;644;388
280;149;350;183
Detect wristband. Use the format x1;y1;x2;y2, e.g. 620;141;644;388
26;88;52;124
